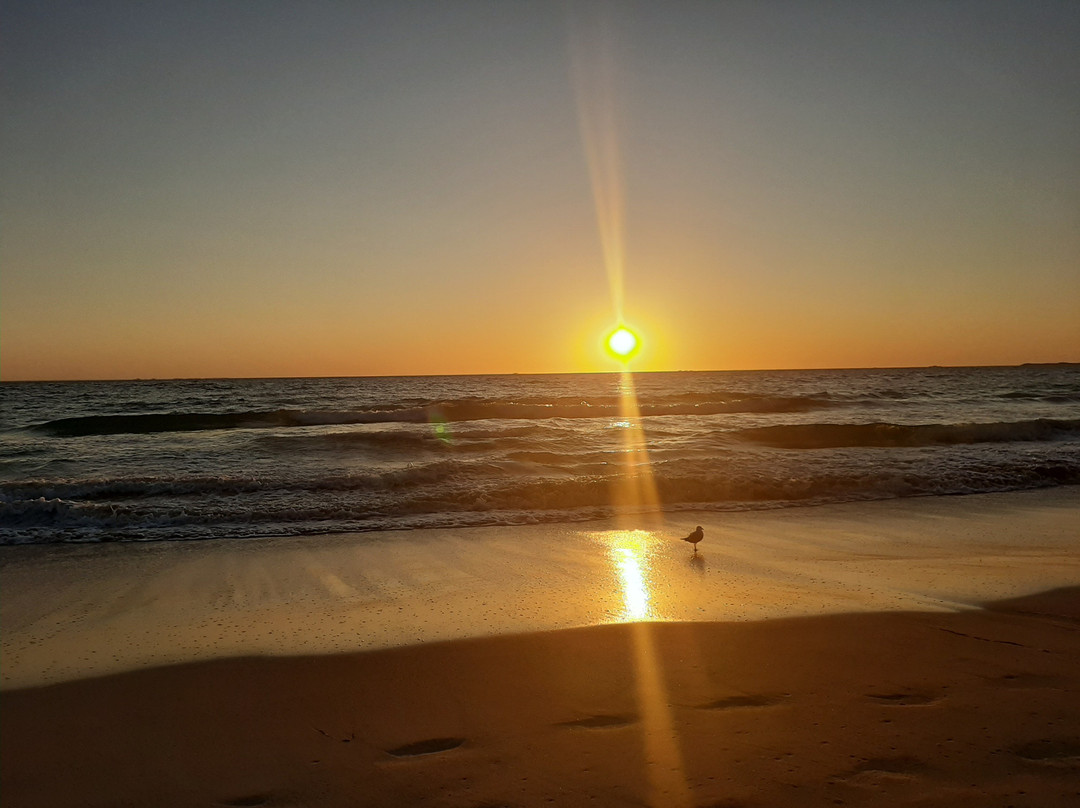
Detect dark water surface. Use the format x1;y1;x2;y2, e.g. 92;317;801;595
2;366;1077;544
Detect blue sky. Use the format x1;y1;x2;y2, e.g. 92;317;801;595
3;1;1077;379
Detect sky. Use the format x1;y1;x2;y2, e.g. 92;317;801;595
2;0;1078;380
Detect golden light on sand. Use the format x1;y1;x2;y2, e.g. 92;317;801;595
606;326;639;361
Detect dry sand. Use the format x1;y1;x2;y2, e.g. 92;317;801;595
2;489;1079;806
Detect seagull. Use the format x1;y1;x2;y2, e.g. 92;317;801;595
681;525;704;553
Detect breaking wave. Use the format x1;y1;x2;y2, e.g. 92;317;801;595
32;393;836;436
5;366;1078;544
4;447;1078;544
734;418;1080;449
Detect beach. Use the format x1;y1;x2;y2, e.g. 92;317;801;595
5;0;1079;802
3;488;1079;806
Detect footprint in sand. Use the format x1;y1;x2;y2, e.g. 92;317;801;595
1011;738;1080;767
386;737;466;758
698;694;788;710
218;795;271;807
865;691;941;706
557;714;638;729
840;755;927;787
991;672;1067;690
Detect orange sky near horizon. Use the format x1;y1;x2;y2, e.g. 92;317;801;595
2;2;1078;382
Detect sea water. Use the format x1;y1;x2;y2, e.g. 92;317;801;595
1;366;1077;544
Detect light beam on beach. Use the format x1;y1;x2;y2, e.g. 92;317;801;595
570;9;689;806
596;529;691;806
629;622;695;808
570;7;660;521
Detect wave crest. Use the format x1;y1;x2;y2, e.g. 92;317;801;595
734;418;1080;449
33;394;836;436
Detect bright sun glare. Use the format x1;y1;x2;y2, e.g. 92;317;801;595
606;327;639;361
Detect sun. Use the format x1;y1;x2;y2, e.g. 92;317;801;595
605;326;640;361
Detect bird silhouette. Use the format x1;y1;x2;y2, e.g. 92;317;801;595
681;525;704;553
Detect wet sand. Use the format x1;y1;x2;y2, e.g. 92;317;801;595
2;489;1079;806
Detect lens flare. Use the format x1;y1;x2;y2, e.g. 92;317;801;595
571;9;690;804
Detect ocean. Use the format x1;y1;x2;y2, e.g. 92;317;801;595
1;366;1077;545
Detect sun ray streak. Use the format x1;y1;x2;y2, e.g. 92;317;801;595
568;5;625;321
612;370;662;519
569;12;691;802
630;623;695;808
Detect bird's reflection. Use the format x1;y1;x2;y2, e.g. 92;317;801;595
688;553;706;574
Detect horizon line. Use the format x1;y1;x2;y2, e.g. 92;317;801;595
2;361;1077;384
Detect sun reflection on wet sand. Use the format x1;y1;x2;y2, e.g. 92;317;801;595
605;531;654;621
614;548;649;619
598;529;692;807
